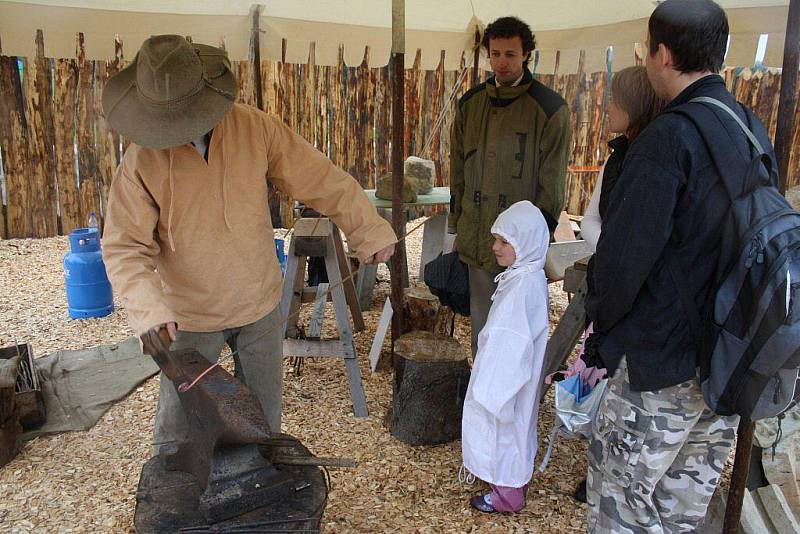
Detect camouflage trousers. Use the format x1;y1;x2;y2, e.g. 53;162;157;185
586;357;739;533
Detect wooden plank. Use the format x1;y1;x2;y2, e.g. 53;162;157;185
344;59;359;180
0;55;34;238
563;264;588;294
330;45;347;169
301;287;332;303
299;42;315;145
540;278;587;399
331;225;365;332
355;46;372;185
293;217;331;237
307;283;328;340
753;485;800;533
282;339;346;359
374;63;391;180
323;240;368;417
739;484;771;534
76;33;101;229
53;58;82;234
24;30;58;237
369;297;393;372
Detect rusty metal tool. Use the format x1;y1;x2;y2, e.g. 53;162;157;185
141;329;296;523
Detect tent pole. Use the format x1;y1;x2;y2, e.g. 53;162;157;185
774;0;800;195
390;0;406;386
250;4;264;111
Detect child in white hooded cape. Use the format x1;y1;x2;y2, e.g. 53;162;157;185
461;200;550;513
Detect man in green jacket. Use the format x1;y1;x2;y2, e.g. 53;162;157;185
448;16;572;356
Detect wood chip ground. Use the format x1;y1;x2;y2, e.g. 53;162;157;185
0;220;734;532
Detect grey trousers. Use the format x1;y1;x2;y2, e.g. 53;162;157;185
151;307;284;456
468;265;498;359
586;357;738;533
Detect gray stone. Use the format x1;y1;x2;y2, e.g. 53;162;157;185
404;156;435;195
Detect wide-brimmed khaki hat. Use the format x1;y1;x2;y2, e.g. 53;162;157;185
102;35;237;149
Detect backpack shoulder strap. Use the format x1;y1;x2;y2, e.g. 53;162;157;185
663;98;757;346
669;98;773;200
689;97;765;154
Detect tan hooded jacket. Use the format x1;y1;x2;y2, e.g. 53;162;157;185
103;103;396;334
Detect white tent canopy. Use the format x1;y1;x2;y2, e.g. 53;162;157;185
0;0;792;71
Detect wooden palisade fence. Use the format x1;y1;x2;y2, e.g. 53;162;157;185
1;31;799;239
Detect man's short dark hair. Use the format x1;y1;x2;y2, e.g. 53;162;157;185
482;17;536;67
648;0;728;73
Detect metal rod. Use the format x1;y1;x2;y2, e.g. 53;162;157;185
271;456;355;468
723;420;755;533
775;0;800;195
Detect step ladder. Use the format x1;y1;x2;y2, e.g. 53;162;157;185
280;217;369;417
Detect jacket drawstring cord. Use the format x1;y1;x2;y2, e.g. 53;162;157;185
167;148;177;252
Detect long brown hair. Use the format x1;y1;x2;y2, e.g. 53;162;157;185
611;66;666;141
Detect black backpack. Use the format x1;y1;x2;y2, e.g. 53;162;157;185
423;252;471;316
669;97;800;421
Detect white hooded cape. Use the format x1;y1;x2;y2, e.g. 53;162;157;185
461;200;550;488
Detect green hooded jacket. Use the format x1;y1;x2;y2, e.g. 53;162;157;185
448;70;571;274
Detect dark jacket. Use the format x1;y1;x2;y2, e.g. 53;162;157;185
585;135;630;301
598;136;630;218
448;70;571;274
585;75;776;391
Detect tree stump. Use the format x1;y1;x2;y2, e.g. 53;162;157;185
403;286;455;336
391;331;469;446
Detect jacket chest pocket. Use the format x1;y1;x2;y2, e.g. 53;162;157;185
595;396;654;489
496;128;536;204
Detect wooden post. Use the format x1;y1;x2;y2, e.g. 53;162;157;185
550;50;561;89
391;0;406;382
250;4;264;112
723;421;755;533
775;0;800;194
30;29;58;237
472;26;480;87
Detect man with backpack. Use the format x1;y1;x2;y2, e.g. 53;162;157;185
584;0;797;531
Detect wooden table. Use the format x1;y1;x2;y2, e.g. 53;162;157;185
357;187;453;307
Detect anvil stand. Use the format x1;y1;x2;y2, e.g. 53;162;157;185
133;330;328;533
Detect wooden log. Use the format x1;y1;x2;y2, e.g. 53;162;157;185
25;30;58;237
390;331;469;446
94;36;124;229
299;42;315;146
403;286;454;336
53;58;82;234
76;33;101;228
0;54;34;238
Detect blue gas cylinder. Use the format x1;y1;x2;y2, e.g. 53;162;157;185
64;227;114;319
274;238;287;276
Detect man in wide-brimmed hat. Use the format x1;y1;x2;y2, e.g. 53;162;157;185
101;35;396;454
